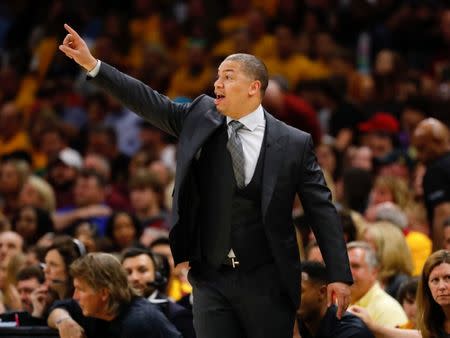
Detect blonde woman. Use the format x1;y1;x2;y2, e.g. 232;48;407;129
365;175;413;221
0;252;26;312
19;175;56;213
361;221;413;297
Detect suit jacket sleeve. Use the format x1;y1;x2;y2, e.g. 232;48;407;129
89;62;191;138
297;135;353;284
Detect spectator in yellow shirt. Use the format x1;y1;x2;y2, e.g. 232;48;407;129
347;241;408;328
0;102;32;158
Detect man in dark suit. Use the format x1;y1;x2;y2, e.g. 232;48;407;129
59;23;353;338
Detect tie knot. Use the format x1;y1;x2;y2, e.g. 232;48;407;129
229;120;245;132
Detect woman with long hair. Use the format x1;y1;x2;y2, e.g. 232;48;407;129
12;205;54;247
349;250;450;338
362;221;413;297
416;250;450;338
31;235;84;319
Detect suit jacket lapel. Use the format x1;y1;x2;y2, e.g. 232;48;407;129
262;112;287;220
187;108;224;160
173;108;224;220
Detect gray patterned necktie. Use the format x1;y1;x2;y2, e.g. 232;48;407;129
227;120;246;188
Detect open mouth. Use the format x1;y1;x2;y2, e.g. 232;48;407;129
214;94;225;105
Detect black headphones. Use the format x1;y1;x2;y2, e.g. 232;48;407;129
149;271;168;289
148;252;169;290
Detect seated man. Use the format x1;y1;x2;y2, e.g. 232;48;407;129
347;241;408;327
295;260;374;338
0;265;47;326
122;247;195;338
17;265;45;316
47;252;181;338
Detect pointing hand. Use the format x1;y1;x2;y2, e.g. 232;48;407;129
59;23;97;71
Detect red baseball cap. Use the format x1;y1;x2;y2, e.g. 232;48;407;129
358;112;399;133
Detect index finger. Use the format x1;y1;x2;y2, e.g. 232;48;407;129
336;298;344;319
338;294;350;316
64;23;81;39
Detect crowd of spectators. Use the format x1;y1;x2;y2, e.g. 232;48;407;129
0;0;450;337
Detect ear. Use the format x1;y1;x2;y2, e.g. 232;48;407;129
370;266;379;281
318;284;327;301
249;80;261;96
99;288;110;302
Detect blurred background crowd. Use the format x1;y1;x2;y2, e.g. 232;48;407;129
0;0;450;336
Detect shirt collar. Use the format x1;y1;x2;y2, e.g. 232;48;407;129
353;282;380;307
147;290;168;304
226;104;264;132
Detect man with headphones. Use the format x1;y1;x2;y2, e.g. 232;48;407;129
122;248;196;338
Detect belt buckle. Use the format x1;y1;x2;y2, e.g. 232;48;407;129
226;249;239;268
228;256;239;268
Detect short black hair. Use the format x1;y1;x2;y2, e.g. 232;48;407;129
397;277;419;304
225;53;268;95
301;261;328;285
149;236;170;249
121;247;155;263
17;265;45;284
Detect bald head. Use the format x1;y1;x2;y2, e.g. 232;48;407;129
412;118;450;165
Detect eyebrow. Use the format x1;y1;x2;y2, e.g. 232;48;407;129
218;69;235;74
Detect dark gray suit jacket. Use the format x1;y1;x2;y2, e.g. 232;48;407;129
91;62;353;309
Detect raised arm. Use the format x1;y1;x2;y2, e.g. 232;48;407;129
59;24;190;138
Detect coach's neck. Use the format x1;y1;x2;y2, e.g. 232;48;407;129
225;97;262;120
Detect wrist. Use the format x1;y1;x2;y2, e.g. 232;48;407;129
55;316;72;328
32;306;44;318
86;58;98;72
31;311;42;318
